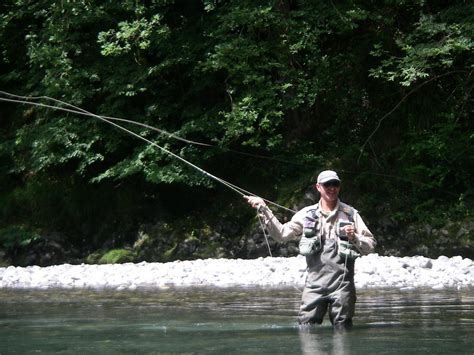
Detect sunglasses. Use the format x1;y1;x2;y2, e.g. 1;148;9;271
322;180;340;188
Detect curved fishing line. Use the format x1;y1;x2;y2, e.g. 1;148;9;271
0;95;244;195
0;91;306;167
0;92;458;199
0;91;213;147
257;213;272;257
0;91;296;213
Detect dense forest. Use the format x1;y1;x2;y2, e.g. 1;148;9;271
0;0;472;267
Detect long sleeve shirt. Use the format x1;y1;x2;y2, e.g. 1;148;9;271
259;199;376;255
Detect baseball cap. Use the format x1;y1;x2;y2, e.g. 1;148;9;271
317;170;341;184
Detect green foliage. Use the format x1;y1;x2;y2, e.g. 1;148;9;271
401;121;472;189
98;249;136;264
0;1;472;263
0;225;42;251
98;15;170;57
370;7;473;86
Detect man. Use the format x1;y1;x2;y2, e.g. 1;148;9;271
245;170;376;329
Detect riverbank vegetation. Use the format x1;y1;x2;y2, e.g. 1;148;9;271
0;1;472;266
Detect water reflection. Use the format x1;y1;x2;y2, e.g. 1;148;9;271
299;327;349;354
0;287;473;353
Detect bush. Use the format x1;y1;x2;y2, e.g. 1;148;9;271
98;249;137;264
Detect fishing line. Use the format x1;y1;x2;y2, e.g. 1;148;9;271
1;91;452;196
0;91;306;167
257;213;272;257
0;95;244;195
0;91;296;213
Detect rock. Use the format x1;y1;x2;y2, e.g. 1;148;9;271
0;255;473;290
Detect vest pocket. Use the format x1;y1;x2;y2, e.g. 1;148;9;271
337;239;361;260
298;235;321;256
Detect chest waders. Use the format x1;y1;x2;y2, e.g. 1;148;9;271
297;204;358;328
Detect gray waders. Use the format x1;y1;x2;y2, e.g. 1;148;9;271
298;236;356;327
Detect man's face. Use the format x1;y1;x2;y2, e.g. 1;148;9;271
316;180;341;202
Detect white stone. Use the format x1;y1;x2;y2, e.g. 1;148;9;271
0;255;473;290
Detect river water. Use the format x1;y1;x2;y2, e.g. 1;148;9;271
0;287;473;354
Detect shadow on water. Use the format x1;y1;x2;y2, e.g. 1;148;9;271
0;286;473;354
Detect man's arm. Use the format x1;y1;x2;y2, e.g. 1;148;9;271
351;213;376;255
245;196;302;242
258;206;302;242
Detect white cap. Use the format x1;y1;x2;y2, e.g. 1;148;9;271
317;170;341;184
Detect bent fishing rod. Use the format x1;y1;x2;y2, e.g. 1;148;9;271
0;91;296;214
1;91;445;196
0;91;306;167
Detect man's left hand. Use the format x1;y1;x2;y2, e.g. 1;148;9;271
342;224;355;241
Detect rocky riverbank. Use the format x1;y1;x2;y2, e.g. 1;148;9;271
0;254;473;291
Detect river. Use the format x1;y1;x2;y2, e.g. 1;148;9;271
1;287;473;354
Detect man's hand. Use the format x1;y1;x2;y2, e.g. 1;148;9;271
342;224;356;241
244;195;266;209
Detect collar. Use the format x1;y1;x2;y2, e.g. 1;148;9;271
318;199;340;219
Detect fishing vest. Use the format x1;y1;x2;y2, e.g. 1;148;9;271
298;204;360;260
298;206;322;256
336;205;361;260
